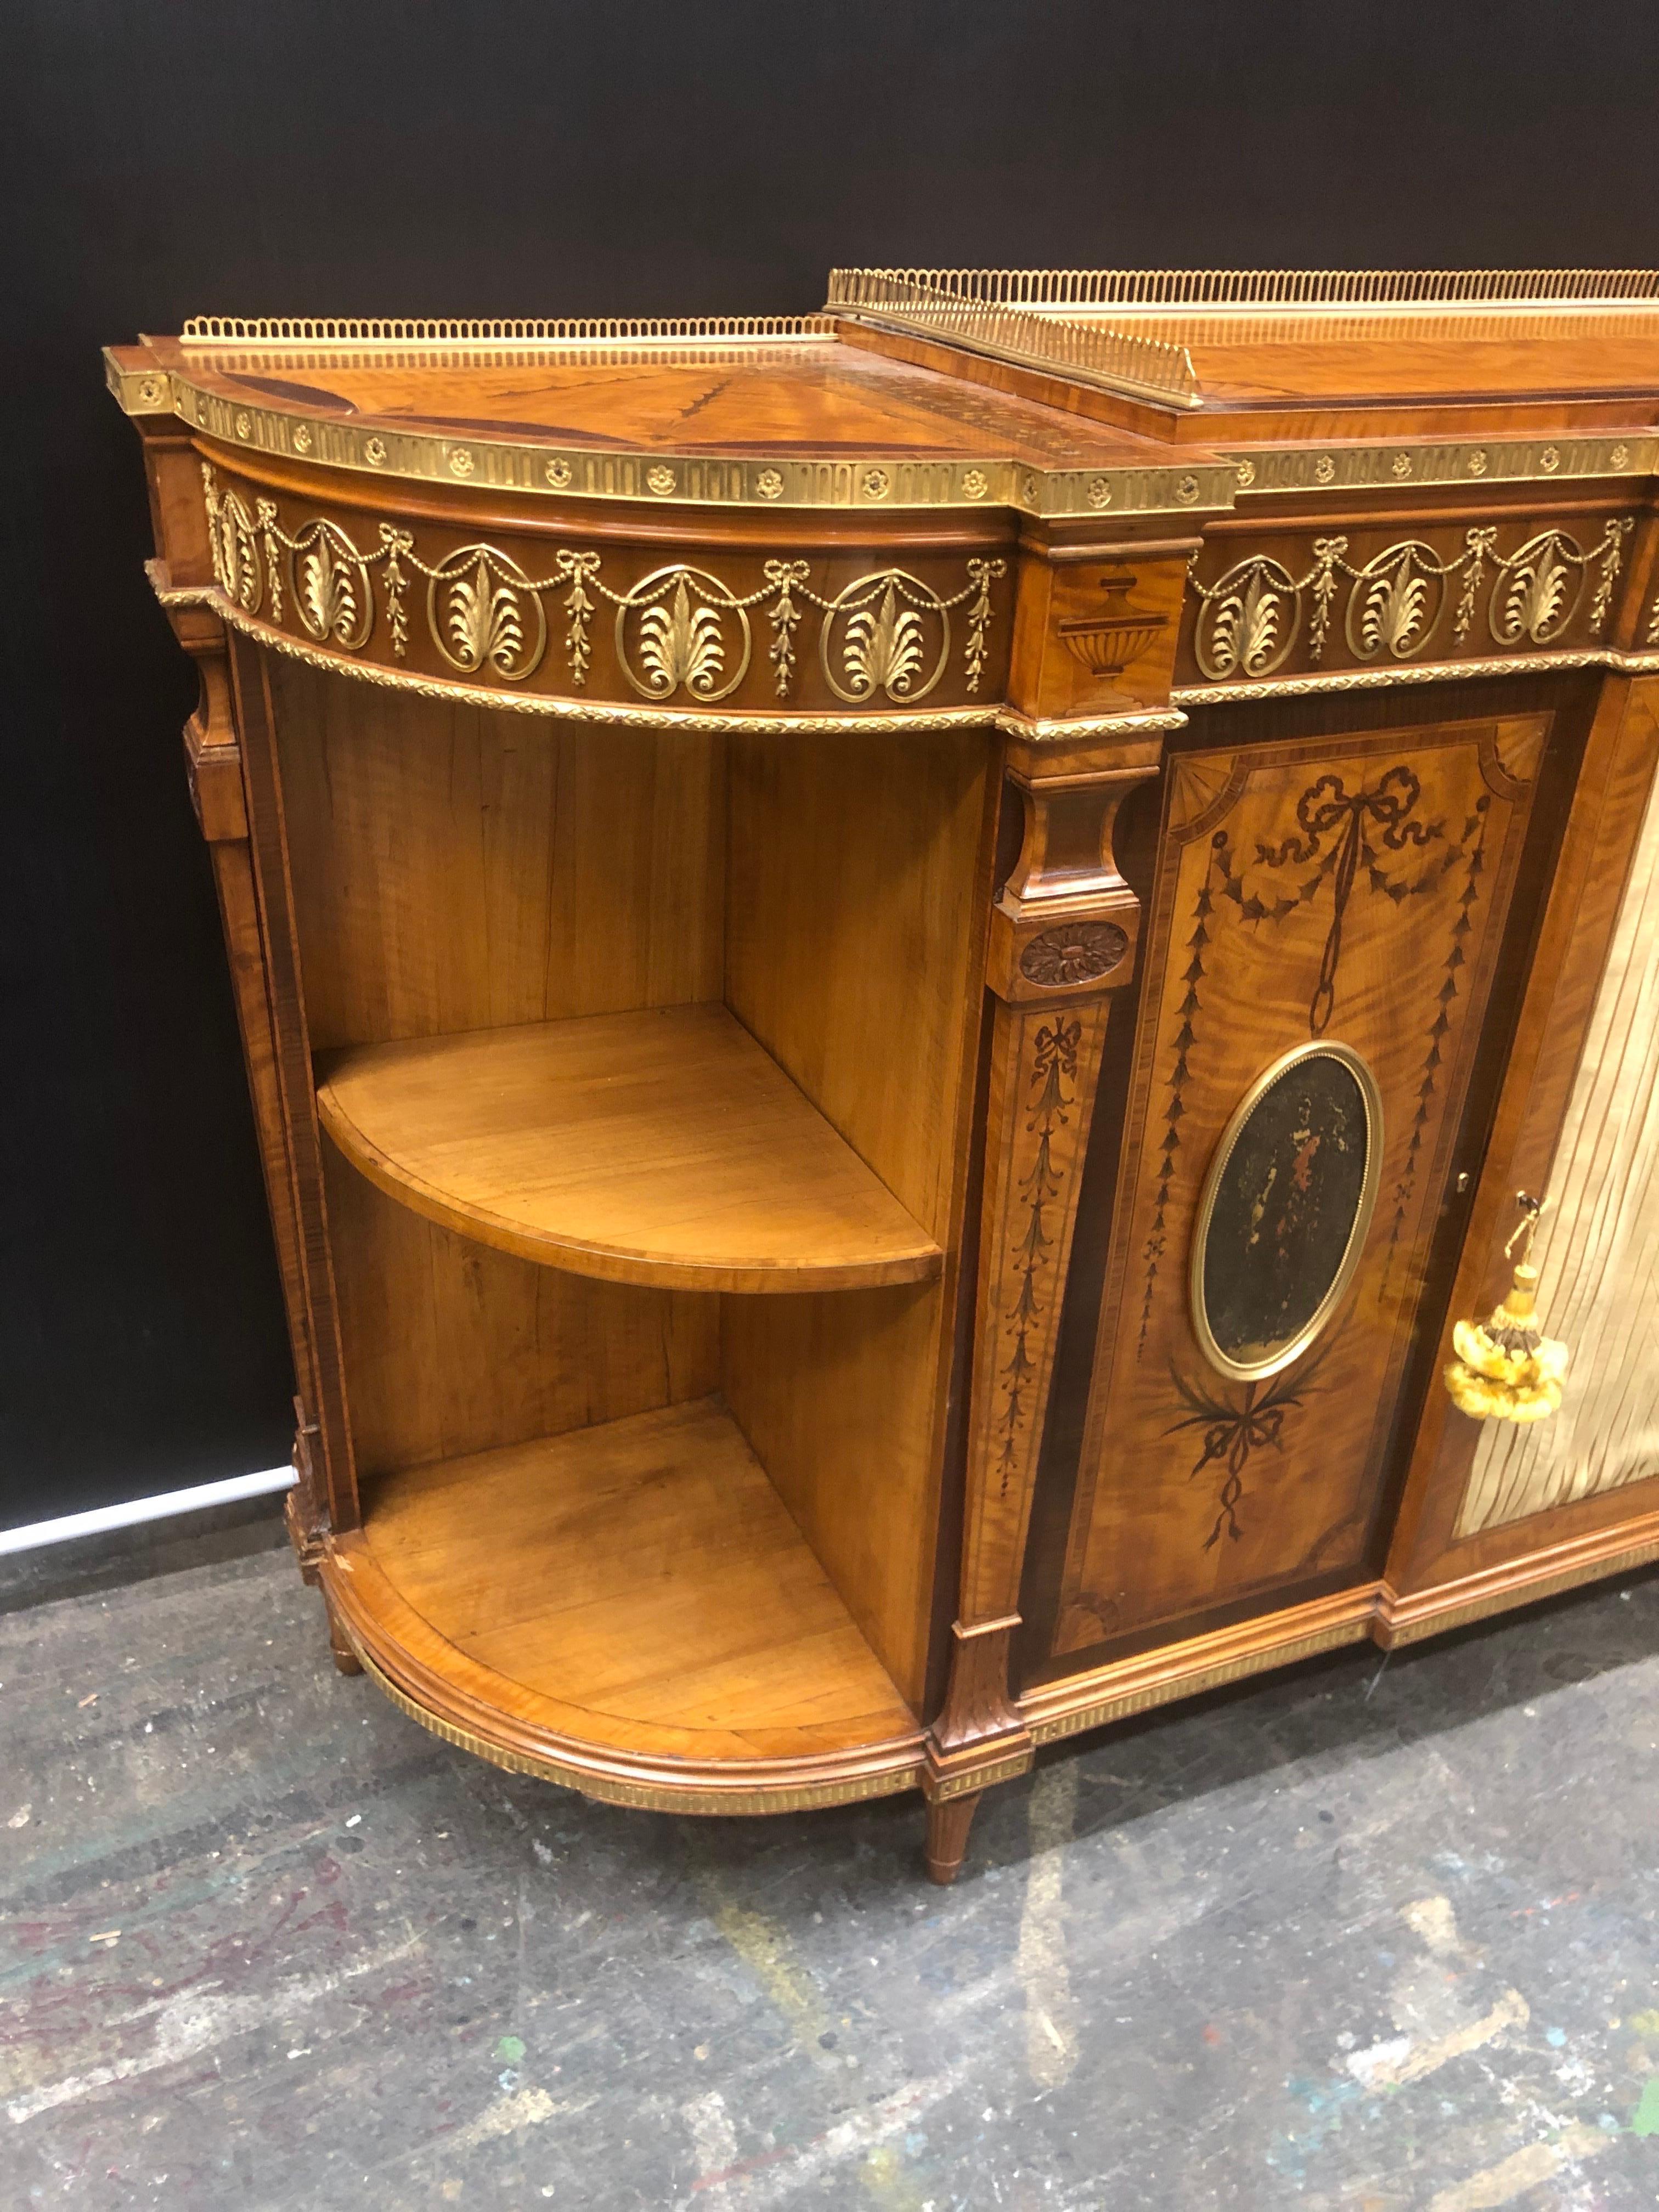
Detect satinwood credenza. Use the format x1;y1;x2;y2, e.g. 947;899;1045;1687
106;269;1659;1880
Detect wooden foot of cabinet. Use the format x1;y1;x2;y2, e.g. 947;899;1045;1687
923;1792;981;1885
322;1589;363;1676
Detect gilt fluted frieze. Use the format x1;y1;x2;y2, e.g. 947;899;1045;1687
199;464;1010;720
194;462;1659;730
1185;516;1637;694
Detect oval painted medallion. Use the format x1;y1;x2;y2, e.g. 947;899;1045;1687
1190;1041;1382;1381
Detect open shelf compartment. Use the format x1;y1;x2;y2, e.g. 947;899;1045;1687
325;1397;926;1809
269;662;994;1756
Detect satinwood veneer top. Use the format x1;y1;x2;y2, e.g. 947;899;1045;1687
107;273;1659;524
134;334;1164;465
106;323;1229;522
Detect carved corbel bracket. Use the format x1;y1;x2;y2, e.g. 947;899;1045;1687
987;732;1163;1005
926;1618;1034;1790
162;589;248;844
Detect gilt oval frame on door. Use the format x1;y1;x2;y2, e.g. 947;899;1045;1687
1189;1039;1384;1384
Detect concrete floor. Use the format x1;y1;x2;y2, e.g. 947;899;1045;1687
3;1519;1658;2211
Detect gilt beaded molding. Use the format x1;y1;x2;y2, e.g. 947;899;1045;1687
346;1623;926;1815
1171;646;1659;707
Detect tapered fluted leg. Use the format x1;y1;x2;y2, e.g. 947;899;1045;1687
923;1792;982;1885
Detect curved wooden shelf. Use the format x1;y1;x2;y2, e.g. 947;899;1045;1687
323;1398;925;1813
315;1003;942;1294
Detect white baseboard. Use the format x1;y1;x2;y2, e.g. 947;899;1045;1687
0;1466;296;1558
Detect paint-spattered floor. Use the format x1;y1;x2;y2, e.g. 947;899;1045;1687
3;1526;1658;2211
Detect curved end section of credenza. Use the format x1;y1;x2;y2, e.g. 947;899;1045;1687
336;1612;927;1818
318;1402;929;1817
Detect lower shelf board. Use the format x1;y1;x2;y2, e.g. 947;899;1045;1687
325;1396;926;1812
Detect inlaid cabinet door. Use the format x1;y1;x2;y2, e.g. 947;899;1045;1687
1380;680;1659;1630
1053;713;1549;1656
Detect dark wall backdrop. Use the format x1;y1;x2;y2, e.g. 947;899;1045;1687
4;0;1657;1527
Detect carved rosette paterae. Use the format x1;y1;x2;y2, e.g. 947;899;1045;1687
923;717;1161;1878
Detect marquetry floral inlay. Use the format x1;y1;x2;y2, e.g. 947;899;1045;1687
196;467;1011;709
997;1017;1085;1498
1190;516;1633;685
1167;1350;1330;1551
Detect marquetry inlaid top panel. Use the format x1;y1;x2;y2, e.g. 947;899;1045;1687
828;269;1659;431
156;340;1155;459
109;270;1659;520
107;329;1234;521
1102;317;1659;408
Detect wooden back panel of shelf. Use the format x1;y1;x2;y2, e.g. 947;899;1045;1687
721;726;998;1707
326;1148;720;1480
272;658;726;1049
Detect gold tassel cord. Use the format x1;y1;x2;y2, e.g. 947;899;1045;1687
1442;1193;1569;1423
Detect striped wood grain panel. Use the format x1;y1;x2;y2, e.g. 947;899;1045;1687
1458;764;1659;1534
